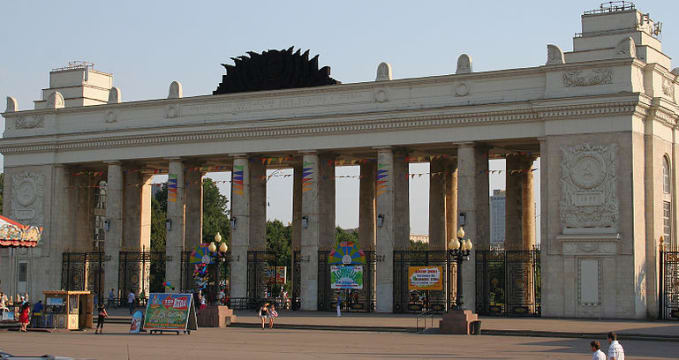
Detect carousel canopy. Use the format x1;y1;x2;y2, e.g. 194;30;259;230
0;215;42;248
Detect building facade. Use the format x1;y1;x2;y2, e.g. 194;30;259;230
1;5;677;318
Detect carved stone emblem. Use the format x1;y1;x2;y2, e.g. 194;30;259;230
562;68;613;87
11;171;45;227
374;88;389;103
166;105;179;119
560;143;618;232
105;110;117;123
454;83;470;97
662;77;675;99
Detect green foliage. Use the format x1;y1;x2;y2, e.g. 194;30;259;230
335;227;359;245
409;240;429;251
150;184;167;292
266;220;291;267
202;178;230;246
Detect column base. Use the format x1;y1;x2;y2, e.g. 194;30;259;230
439;310;479;335
196;305;237;327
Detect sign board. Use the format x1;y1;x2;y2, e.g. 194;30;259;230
143;293;198;333
331;265;363;289
130;310;143;334
408;266;443;291
265;266;287;284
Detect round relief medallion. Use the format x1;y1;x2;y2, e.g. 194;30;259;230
571;154;605;189
17;180;37;206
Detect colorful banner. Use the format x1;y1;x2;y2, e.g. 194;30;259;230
302;161;314;192
232;165;244;195
408;266;443;291
143;293;195;331
130;310;143;334
329;240;365;265
331;265;363;289
265;266;287;284
376;164;389;197
168;174;178;203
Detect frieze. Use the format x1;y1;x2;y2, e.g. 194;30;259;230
560;143;618;233
15;115;44;129
562;68;613;87
11;171;45;229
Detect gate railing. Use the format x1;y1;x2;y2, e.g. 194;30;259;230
393;250;452;314
317;251;375;312
660;249;679;320
475;249;540;316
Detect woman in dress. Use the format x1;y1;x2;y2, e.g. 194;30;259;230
95;304;109;334
18;302;30;332
258;303;269;329
268;304;278;329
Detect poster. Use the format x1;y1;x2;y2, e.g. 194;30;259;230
265;266;287;284
130;310;143;334
408;266;443;291
331;265;363;289
143;293;197;332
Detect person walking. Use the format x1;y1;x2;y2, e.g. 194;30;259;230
607;332;624;360
590;340;605;360
268;304;278;329
18;302;30;332
127;290;136;315
107;289;115;308
258;303;269;329
336;294;342;317
95;304;109;334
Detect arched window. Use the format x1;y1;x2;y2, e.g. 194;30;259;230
663;156;671;194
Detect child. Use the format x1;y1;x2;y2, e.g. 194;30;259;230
268;304;278;329
95;304;109;334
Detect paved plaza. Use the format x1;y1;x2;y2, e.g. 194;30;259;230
2;322;679;360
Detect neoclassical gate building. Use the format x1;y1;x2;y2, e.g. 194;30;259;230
1;4;677;319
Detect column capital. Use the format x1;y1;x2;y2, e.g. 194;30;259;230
230;153;248;159
104;160;122;166
299;150;318;155
372;146;391;151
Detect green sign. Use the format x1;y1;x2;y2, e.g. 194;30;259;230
331;265;363;289
143;293;197;333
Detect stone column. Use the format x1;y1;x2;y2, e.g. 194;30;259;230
122;170;152;297
185;166;204;250
457;144;489;311
504;154;536;313
104;162;123;297
249;161;267;251
376;148;395;312
230;156;250;299
291;163;303;301
318;154;336;251
359;162;376;251
429;158;447;250
166;159;185;293
446;160;459;249
73;173;92;252
301;152;320;310
393;150;410;251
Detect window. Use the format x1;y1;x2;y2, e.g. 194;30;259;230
664;201;671;244
18;262;28;282
663;157;671;194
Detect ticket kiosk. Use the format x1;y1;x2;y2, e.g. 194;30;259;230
42;291;93;330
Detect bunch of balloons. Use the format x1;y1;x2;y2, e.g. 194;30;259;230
193;263;209;290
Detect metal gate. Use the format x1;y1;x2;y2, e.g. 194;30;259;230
246;251;277;308
393;251;452;313
118;251;167;304
292;250;301;310
317;251;376;312
475;249;540;316
660;250;679;320
61;252;105;303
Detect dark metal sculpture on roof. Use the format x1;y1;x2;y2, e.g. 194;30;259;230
213;47;340;95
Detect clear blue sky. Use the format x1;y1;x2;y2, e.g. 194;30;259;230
1;1;677;237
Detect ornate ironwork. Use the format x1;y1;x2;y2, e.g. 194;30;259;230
393;251;451;313
214;47;340;95
661;250;679;319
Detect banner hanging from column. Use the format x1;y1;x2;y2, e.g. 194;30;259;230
168;174;178;203
232;165;244;195
302;161;314;192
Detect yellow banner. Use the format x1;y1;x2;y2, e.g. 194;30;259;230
408;266;443;291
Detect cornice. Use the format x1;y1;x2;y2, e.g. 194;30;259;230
0;100;640;155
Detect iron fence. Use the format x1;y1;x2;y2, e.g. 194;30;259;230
61;252;106;303
393;250;452;313
475;249;540;316
661;250;679;320
316;250;376;312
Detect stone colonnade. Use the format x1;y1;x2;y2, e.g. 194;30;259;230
95;143;537;312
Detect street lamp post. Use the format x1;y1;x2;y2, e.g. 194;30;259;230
448;227;473;311
209;232;228;305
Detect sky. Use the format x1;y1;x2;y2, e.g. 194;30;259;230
1;1;677;239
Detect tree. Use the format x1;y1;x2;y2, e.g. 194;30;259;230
335;227;359;246
409;240;428;251
201;178;230;246
266;220;291;267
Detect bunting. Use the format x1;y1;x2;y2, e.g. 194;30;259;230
302;161;314;193
168;174;178;202
232;165;244;195
376;163;389;197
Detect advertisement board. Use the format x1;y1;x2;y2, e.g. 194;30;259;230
330;265;363;289
408;266;443;291
143;293;197;333
265;266;287;284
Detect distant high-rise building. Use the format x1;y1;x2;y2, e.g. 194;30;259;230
490;190;505;245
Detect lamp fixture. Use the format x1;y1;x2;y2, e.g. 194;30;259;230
302;216;309;229
165;219;172;232
230;217;237;230
103;218;111;232
458;212;466;227
377;214;385;228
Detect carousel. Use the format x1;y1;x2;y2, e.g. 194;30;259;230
0;215;43;325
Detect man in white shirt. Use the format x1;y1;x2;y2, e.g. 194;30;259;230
590;340;605;360
128;290;136;315
607;332;625;360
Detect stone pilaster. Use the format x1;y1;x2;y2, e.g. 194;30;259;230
301;152;320;310
230;156;250;299
457;144;489;311
376;148;395;312
291;163;303;301
166;159;185;293
249;161;267;251
359;162;376;251
104;162;123;296
185;166;204;250
393;150;410;251
429;158;447;250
